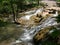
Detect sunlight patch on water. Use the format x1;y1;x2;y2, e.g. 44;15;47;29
21;15;32;20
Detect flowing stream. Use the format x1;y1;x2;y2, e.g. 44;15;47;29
11;8;58;45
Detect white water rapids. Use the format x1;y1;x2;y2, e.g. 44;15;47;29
11;8;58;45
20;8;43;20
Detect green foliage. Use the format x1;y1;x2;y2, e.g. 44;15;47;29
56;14;60;22
41;40;59;45
41;28;60;45
0;0;41;14
0;20;8;27
0;0;12;14
57;0;60;2
50;29;60;38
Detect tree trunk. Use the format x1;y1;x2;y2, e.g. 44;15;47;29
38;0;40;5
10;0;16;22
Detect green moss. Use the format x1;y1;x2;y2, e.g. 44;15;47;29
0;20;12;27
41;40;59;45
57;0;60;2
50;29;60;38
0;20;8;27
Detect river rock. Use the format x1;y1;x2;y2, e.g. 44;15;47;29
17;18;27;24
17;18;36;27
30;15;41;23
42;11;49;17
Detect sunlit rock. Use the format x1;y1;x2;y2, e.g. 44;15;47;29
30;15;41;23
17;18;36;27
42;11;49;18
41;1;57;7
33;27;55;41
17;18;27;24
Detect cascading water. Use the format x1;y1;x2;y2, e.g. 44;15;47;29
11;8;58;45
20;8;43;20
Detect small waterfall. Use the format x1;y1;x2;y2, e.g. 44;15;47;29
20;8;43;20
11;8;58;45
